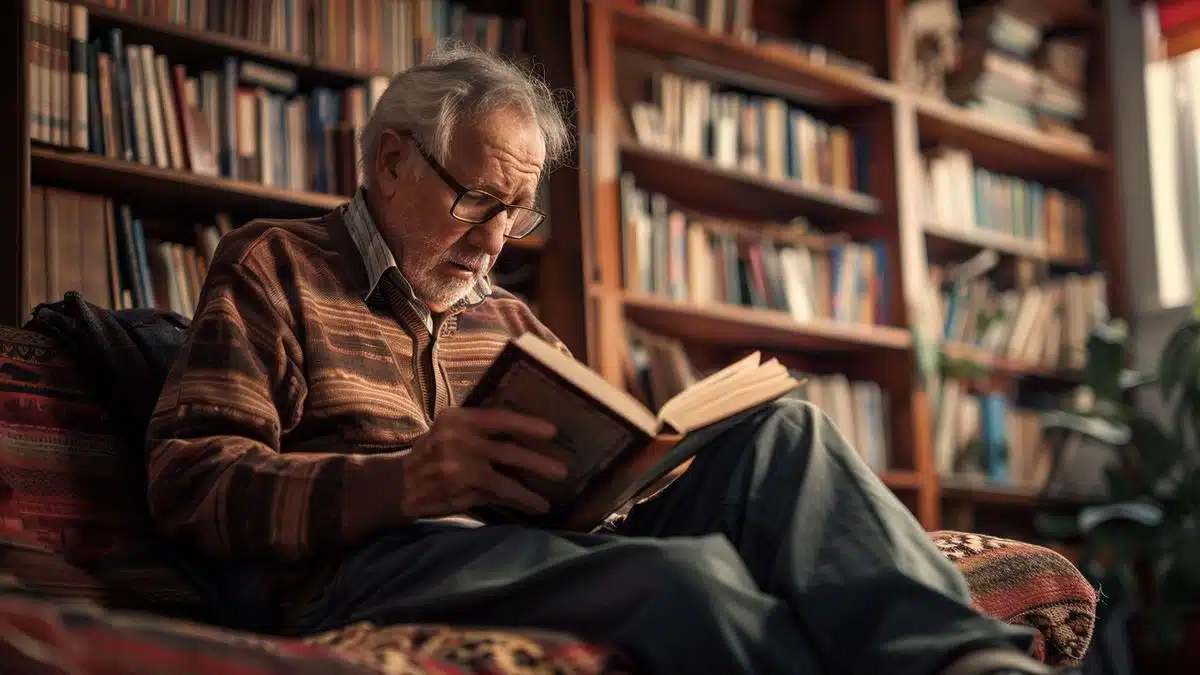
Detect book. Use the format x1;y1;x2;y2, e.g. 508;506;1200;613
462;332;802;530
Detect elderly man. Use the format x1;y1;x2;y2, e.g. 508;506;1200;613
145;45;1065;675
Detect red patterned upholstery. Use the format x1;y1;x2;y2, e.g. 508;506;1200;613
0;326;205;616
0;324;1096;673
0;577;631;675
931;531;1097;667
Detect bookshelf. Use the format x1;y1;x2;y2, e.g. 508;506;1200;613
0;0;588;356
580;0;1127;531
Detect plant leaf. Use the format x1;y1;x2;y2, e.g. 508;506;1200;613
940;353;989;380
1119;369;1157;392
1085;324;1127;402
1159;321;1200;401
1169;327;1200;407
1077;501;1164;533
1127;413;1179;480
1039;410;1131;445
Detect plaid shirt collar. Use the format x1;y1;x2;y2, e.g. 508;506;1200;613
342;187;492;329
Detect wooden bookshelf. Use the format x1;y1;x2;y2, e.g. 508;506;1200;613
31;146;348;216
620;141;882;221
82;3;310;70
1;0;588;357
81;2;363;88
939;474;1101;509
620;292;913;352
922;222;1087;266
580;0;1128;530
941;341;1082;383
608;2;893;106
912;95;1110;176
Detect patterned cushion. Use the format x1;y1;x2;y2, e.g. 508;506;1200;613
931;530;1097;667
0;576;630;675
0;325;205;616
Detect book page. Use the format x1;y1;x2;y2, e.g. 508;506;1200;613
656;351;762;422
662;368;800;434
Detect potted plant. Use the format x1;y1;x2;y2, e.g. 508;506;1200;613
1034;299;1200;671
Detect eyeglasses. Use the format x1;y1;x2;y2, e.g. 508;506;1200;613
402;131;545;239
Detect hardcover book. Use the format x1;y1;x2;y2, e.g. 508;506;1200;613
463;332;801;530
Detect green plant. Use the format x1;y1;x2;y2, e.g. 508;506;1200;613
1034;299;1200;647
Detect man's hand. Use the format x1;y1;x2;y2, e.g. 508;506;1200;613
399;407;566;520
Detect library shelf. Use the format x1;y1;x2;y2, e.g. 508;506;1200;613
607;2;893;106
912;95;1109;177
83;4;308;69
880;470;922;490
939;474;1101;508
310;58;391;82
940;341;1082;382
922;223;1087;266
621;292;913;353
31;146;348;218
620;141;882;223
81;2;374;86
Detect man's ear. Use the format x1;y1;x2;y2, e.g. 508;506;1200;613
374;129;411;198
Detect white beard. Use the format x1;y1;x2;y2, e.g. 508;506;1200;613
397;229;491;310
411;271;476;309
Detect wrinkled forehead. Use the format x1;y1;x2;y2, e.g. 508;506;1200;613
445;109;546;193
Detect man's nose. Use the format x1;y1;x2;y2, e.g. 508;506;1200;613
467;211;508;257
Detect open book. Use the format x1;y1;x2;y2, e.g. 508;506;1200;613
462;332;801;530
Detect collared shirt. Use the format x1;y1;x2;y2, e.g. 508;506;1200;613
342;187;493;333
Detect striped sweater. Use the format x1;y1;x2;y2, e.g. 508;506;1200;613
145;205;565;606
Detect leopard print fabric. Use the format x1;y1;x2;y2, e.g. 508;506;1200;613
305;621;633;675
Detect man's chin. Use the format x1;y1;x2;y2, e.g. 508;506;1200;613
414;276;474;312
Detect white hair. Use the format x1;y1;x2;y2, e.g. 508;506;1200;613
360;42;572;182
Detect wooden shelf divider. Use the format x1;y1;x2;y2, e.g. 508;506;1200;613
922;222;1088;265
31;146;348;217
621;292;913;353
82;2;310;69
608;1;894;106
939;474;1101;509
620;141;882;222
912;95;1109;176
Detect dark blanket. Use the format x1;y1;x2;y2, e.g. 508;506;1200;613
23;292;191;496
22;292;275;633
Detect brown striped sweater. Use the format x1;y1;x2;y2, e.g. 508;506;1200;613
144;204;566;605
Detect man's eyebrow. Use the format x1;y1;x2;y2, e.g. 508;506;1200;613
477;182;510;196
480;182;535;206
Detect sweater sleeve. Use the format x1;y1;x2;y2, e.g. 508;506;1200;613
145;248;405;562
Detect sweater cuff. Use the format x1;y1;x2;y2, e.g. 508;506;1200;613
342;450;410;541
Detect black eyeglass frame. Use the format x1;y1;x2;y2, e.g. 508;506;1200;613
400;131;546;239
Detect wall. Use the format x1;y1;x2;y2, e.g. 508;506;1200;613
1106;0;1196;423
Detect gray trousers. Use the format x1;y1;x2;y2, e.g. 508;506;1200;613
294;400;1034;674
